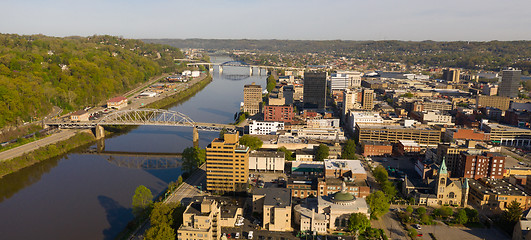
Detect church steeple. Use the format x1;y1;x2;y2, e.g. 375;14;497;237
439;158;448;175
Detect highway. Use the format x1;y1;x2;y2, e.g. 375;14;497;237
0;129;79;162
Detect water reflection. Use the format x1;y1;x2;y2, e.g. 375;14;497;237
98;195;133;240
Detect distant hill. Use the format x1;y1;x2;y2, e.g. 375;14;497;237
0;34;184;128
142;39;531;73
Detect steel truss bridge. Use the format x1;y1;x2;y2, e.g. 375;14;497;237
46;108;238;133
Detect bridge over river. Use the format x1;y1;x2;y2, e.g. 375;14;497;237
46;108;239;142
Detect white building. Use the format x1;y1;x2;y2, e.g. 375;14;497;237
139;91;157;97
420;111;453;125
347;111;383;131
181;70;192;76
249;150;285;172
191;70;201;77
249;121;284;135
330;72;362;90
306;118;340;129
294;128;346;141
294;182;369;232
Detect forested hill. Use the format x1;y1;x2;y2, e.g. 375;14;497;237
143;39;531;72
0;34;184;128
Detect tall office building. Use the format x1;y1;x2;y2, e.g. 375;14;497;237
243;83;262;115
442;68;461;83
206;133;250;193
499;68;521;98
303;72;327;109
330;71;362;90
361;89;374;110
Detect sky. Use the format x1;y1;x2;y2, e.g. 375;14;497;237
1;0;530;41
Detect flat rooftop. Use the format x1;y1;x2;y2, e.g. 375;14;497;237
253;188;292;208
469;178;530;197
324;159;366;175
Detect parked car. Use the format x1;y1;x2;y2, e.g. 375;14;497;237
248;231;253;239
414;224;421;230
235;232;240;239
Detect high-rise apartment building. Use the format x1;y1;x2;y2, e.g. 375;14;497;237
206;133;250;192
443;68;461;83
499;68;521;98
458;152;505;179
264;105;294;123
303;72;327;109
330;71;362;90
361;89;374;110
243;83;262;115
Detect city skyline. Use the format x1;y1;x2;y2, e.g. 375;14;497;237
1;0;531;41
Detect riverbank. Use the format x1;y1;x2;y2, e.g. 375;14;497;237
0;73;213;179
0;131;95;178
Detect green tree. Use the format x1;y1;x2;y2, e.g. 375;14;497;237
239;135;263;150
150;202;175;226
406;206;413;213
503;200;523;223
182;146;206;173
348;212;371;233
266;75;276;93
373;165;388;184
416;207;426;215
366;191;390;219
381;181;397;200
219;128;228;140
420;214;431;224
132;185;153;217
439;206;453;218
408;228;418;239
144;223;175;240
455;208;468;224
464;208;479;223
277;146;294;161
315;144;329;161
177;175;183;185
341;139;356;159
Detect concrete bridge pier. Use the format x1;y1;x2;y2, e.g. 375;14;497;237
97;138;105;152
219;65;223;74
94;125;105;140
193;127;199;148
249;67;253;76
258;68;261;75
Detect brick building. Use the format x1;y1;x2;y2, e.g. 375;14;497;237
457;152;505;179
264;105;294;123
361;140;392;157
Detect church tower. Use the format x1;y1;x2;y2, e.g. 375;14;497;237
436;158;448;198
461;178;469;207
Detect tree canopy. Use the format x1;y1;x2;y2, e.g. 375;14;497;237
315;144;329;161
182;146;206;173
0;34;185;128
277;146;294;161
366;191;389;219
341;139;356;159
504;200;523;223
372;165;388;184
132;185;153;217
348;212;371;233
239;135;263;150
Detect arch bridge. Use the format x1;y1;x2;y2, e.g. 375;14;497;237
46;108;238;141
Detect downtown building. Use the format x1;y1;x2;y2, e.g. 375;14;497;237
499;67;521;98
329;71;362;90
303;72;327;110
243;83;262;115
206;133;250;193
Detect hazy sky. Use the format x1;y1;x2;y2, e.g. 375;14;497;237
1;0;530;41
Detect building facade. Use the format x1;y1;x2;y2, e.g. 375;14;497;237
249;121;284;135
303;72;327;109
443;68;461;83
252;188;292;232
477;95;511;111
206;133;250;192
264;105;294;123
361;89;374;110
243;83;262;115
248;150;285;172
361;140;393;157
457;152;505;179
356;124;441;147
499;68;522;98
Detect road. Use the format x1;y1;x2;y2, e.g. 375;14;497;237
0;129;79;162
372;211;408;240
419;221;509;240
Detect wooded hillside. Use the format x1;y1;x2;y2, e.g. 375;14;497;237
0;34;183;128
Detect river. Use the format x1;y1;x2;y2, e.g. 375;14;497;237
0;56;265;240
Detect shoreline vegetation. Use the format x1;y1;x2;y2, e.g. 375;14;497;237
0;73;213;179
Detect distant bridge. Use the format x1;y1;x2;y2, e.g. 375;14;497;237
46;109;238;141
185;61;305;75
